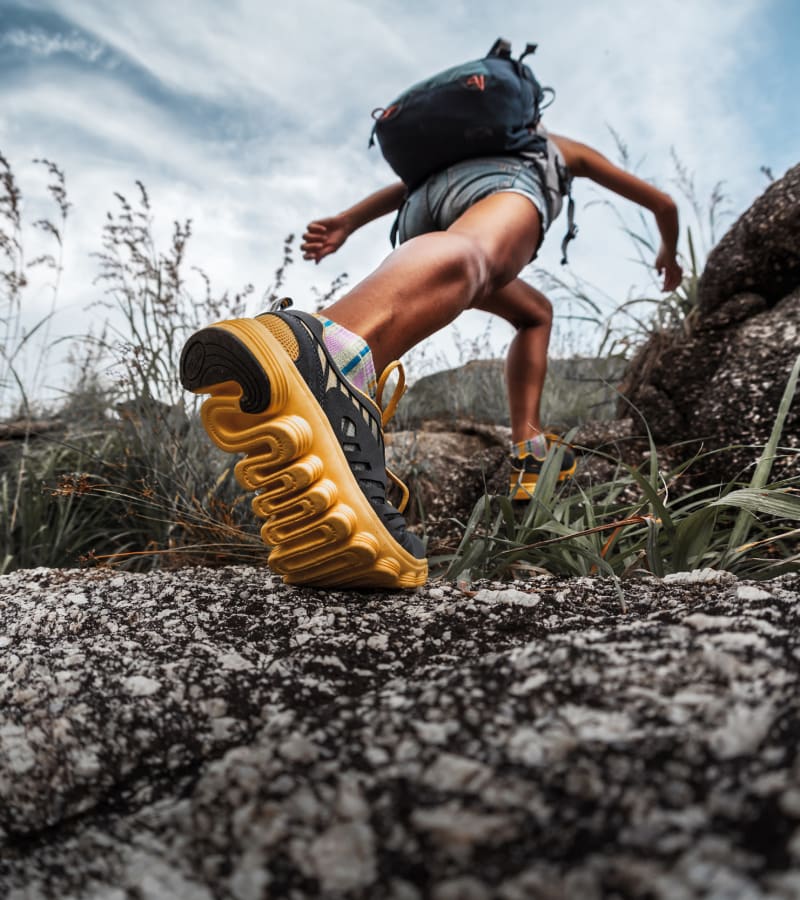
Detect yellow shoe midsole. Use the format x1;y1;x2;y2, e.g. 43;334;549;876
190;318;427;588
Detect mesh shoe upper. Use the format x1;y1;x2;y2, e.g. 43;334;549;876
258;309;424;560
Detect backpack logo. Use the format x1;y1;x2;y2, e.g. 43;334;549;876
464;74;486;91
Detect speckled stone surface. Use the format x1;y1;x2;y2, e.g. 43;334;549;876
2;566;800;899
698;161;800;312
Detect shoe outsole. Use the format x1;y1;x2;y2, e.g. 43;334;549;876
509;459;578;501
180;317;427;589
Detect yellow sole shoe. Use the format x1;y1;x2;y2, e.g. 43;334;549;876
509;461;577;501
180;311;427;589
510;435;578;501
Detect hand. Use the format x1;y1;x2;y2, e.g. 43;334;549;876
301;215;351;263
655;245;683;292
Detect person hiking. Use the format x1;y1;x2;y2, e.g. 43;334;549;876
180;41;682;591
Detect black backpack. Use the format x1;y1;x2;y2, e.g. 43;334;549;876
370;38;554;191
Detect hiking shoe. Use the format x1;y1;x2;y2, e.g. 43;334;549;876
509;434;577;501
180;309;427;589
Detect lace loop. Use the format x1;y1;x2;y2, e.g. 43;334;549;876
375;361;411;513
375;360;406;429
385;465;410;514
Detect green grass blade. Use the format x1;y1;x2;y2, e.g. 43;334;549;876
727;354;800;553
712;488;800;521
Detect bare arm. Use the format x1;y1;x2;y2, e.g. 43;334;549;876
301;182;407;263
550;134;682;291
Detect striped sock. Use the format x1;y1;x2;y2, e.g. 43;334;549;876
512;434;549;460
313;315;377;398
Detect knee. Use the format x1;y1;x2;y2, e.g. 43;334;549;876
402;232;515;305
533;293;553;328
512;292;553;331
421;232;494;298
447;232;519;301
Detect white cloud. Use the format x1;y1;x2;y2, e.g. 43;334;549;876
32;0;414;113
1;0;792;401
1;27;104;62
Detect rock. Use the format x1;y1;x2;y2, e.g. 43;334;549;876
385;424;508;553
2;566;800;896
307;822;377;892
616;162;800;489
474;587;542;607
619;287;800;483
396;356;627;430
698;163;800;312
397;359;508;427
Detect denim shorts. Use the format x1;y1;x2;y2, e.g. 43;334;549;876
396;155;550;246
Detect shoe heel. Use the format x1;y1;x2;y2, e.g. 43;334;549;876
180;322;287;415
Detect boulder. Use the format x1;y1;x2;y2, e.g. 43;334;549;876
621;286;799;484
698;162;800;312
395;356;626;430
619;159;800;486
385;422;509;554
2;565;800;897
396;359;508;428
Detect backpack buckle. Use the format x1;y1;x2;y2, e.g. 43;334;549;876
488;37;512;59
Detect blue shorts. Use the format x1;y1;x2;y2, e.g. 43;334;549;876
396;155;550;245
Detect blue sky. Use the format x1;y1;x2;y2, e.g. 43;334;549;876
1;0;798;397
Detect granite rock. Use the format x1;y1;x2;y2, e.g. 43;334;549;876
395;356;626;431
698;162;800;312
615;157;800;490
619;286;800;483
2;565;800;897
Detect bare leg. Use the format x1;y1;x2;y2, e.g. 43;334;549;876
322;192;541;373
473;279;553;444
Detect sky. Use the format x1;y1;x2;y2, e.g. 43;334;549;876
1;0;798;402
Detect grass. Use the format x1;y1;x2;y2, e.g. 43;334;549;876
0;147;797;582
437;355;800;586
0;161;268;572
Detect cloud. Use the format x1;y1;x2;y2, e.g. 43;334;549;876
1;0;793;396
0;27;105;62
28;0;413;117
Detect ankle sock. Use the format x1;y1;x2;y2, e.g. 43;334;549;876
313;315;377;398
512;434;549;460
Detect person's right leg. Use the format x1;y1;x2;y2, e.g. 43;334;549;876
473;278;576;499
322;191;542;372
180;193;543;586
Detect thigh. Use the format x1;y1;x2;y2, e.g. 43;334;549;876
447;191;542;288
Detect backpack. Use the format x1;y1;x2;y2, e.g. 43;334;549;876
370;39;578;262
370;38;552;190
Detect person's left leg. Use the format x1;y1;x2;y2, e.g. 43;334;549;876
473;278;576;499
180;192;539;588
180;193;542;586
471;278;553;444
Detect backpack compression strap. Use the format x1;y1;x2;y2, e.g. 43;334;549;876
487;38;553;125
560;195;578;265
